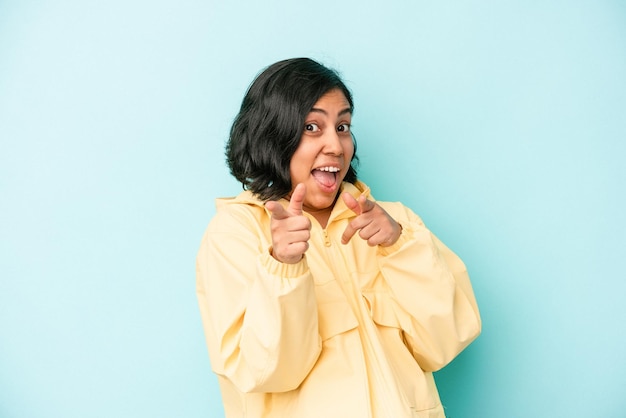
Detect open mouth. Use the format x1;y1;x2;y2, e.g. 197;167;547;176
311;166;339;189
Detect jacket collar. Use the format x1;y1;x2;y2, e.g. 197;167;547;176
216;181;373;224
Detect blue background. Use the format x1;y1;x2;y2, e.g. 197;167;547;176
1;1;625;417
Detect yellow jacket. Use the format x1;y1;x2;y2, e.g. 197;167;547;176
196;181;481;418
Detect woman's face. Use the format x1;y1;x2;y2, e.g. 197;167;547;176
289;89;354;216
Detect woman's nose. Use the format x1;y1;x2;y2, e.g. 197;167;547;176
323;130;343;155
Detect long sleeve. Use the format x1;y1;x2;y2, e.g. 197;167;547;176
375;203;481;372
196;206;322;393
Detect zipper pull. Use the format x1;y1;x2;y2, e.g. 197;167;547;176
322;229;331;247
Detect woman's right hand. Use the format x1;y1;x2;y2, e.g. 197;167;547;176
265;183;311;264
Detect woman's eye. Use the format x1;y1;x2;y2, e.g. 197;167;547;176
337;123;351;133
304;123;320;132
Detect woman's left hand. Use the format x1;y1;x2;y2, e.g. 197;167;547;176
340;193;402;247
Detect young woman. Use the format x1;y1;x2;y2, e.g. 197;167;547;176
196;57;481;418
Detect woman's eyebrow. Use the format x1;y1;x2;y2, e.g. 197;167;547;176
309;107;352;116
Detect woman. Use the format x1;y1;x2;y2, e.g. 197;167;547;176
196;57;481;418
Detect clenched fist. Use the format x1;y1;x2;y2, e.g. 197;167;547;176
341;192;402;247
265;183;312;264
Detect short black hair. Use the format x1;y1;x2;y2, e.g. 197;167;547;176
225;57;358;201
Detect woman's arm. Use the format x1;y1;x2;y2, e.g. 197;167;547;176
376;204;481;371
196;207;321;393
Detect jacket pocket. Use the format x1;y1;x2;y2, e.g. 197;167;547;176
362;290;402;329
363;291;441;412
315;280;358;341
317;301;358;341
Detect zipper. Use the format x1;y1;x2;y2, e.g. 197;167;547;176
322;229;331;247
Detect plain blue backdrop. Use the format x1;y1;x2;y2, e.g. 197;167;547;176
1;1;625;417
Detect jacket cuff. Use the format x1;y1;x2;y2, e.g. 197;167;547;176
261;248;309;278
377;220;415;256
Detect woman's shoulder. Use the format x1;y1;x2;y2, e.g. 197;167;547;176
347;180;425;225
378;200;425;226
209;190;269;232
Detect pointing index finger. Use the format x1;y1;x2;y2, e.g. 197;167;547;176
265;201;289;220
341;193;364;244
341;192;361;215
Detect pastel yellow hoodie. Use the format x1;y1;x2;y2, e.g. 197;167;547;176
196;181;481;418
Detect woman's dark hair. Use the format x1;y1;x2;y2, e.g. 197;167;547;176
225;57;358;201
